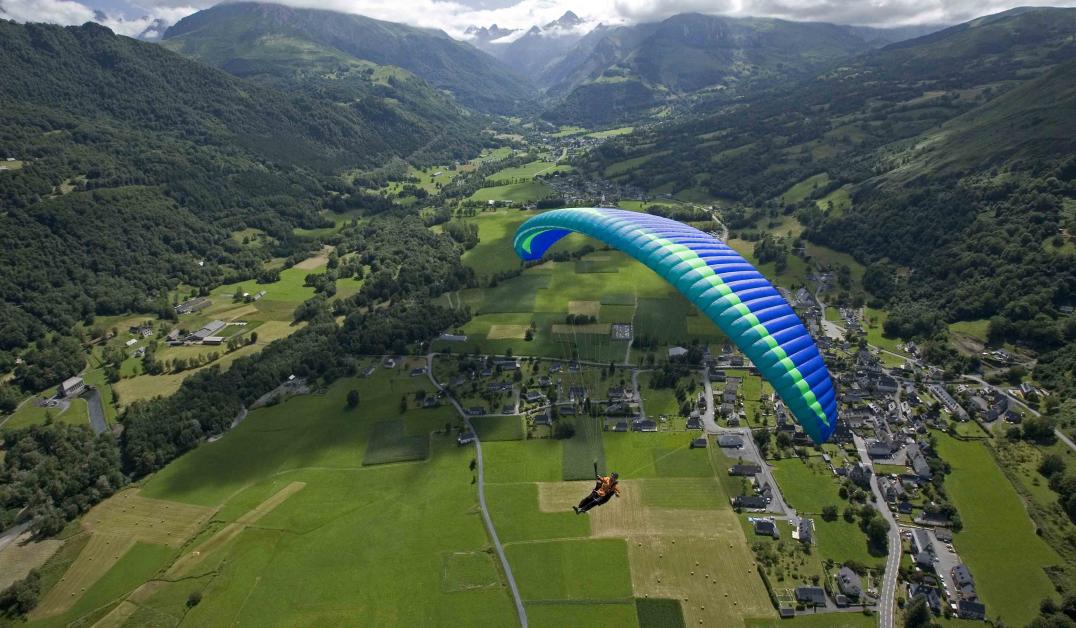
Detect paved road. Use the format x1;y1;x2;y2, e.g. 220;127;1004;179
0;521;30;552
854;435;900;628
631;369;646;420
962;374;1076;453
700;367;719;432
83;389;107;435
426;353;527;628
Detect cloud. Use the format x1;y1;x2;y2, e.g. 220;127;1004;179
0;0;199;35
4;0;1076;39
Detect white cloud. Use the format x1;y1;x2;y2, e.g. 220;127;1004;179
3;0;1076;39
0;0;95;24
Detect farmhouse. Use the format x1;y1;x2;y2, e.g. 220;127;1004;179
795;587;826;607
753;518;779;538
837;566;862;599
730;463;761;476
733;495;768;510
59;376;85;398
718;434;744;448
632;419;657;432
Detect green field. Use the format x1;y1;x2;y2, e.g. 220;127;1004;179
587;127;634;139
2;397;89;431
31;369;518;626
770;457;842;514
470;181;554;203
487;160;571;181
779;173;830;205
933;433;1062;625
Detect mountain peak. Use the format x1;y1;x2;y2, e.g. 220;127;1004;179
546;10;583;30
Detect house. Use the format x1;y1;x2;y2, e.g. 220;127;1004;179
867;438;895;459
605;402;632;416
709;370;727;383
718;434;744;448
837;567;862;599
850;462;873;487
524;390;544;403
690;437;707;449
203;336;225;345
568;386;587;402
632;419;658;432
753;518;779;538
951;564;975;593
897;501;914;514
537;376;553;387
958;600;986;620
533;414;553;427
734;495;768;509
906;443;933;480
383;358;397;368
908;583;942;615
934;527;953;543
686;417;703;430
668;346;688;359
166;329;181;342
879;477;905;503
557;403;577;416
59;376;85;398
457;431;476;446
723;390;738;404
609;421;629;432
797;518;814;544
911;528;934;557
422;397;439;408
439;334;468;342
729;463;762;476
795;587;826;607
362;366;377;378
494;358;520;370
466;407;484;416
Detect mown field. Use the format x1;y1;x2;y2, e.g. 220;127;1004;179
24;366;517;627
484;427;777;628
933;433;1062;626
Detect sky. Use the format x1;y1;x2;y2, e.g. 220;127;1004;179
2;0;1076;38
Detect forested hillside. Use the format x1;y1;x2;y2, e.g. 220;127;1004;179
0;20;474;360
542;13;879;126
163;2;537;115
582;7;1076;368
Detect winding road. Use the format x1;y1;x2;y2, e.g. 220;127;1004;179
425;353;528;628
854;434;901;628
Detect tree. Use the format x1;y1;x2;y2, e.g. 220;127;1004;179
0;570;41;617
187;590;202;608
776;431;792;449
346;389;360;409
1039;454;1066;479
904;595;932;628
822;505;838;521
866;518;890;554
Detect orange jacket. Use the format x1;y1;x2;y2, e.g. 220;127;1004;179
596;475;620;497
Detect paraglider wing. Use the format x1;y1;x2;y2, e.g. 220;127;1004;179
513;208;837;443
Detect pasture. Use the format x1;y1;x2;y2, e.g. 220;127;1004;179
486;160;571;181
469;181;553;203
480;418;777;627
933;433;1062;626
31;368;518;627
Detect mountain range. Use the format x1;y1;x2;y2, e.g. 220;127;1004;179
163;2;535;115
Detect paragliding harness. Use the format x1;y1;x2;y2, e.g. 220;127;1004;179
573;472;620;514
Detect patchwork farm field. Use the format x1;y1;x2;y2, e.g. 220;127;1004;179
24;368;517;627
484;425;777;628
